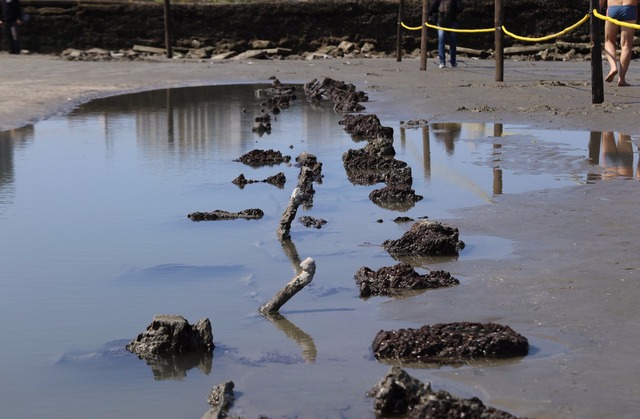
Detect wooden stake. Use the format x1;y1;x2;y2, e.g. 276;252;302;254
259;257;316;316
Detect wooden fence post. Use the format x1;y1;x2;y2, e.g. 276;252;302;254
164;0;173;59
420;0;428;70
397;0;404;62
495;0;503;81
590;0;604;103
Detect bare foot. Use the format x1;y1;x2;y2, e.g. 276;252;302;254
618;80;630;87
605;70;618;82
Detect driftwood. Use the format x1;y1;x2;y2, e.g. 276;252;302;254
259;257;316;316
132;44;166;54
455;46;489;57
503;43;555;55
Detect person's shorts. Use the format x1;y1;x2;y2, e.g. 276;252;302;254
608;5;638;22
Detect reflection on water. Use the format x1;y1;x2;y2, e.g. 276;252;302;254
58;339;213;381
1;83;639;418
588;131;640;180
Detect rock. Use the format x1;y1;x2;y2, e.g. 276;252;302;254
372;322;529;364
338;40;357;53
361;42;376;53
354;263;459;298
252;39;272;49
126;315;214;356
382;220;465;257
368;367;522;418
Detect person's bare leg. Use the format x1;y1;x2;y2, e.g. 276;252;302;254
617;26;635;86
603;21;619;83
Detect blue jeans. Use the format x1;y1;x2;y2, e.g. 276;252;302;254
438;22;458;66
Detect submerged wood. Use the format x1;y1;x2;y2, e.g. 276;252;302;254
259;257;316;316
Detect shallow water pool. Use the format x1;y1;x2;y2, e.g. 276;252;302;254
0;83;638;418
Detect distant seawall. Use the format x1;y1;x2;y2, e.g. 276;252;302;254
18;0;591;54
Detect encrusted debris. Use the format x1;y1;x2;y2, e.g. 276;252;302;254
382;220;465;256
126;314;214;356
354;263;459;298
234;149;291;167
368;366;523;418
339;113;394;141
206;381;235;415
298;216;327;229
232;172;286;188
187;208;264;222
303;77;368;113
372;322;529;364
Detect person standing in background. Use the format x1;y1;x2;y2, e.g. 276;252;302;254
1;0;24;54
429;0;464;68
600;0;638;86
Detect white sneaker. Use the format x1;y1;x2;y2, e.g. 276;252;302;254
439;63;446;69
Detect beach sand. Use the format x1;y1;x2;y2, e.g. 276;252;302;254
2;53;640;418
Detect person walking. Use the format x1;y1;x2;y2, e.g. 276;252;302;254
600;0;638;86
1;0;24;54
429;0;464;68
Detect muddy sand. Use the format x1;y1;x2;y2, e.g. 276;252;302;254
3;53;640;418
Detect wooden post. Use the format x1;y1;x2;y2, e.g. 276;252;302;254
163;0;173;59
420;0;428;70
494;0;503;81
396;0;404;62
590;0;604;104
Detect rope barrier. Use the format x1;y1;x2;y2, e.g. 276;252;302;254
425;22;495;33
502;13;590;42
593;8;640;30
400;12;590;42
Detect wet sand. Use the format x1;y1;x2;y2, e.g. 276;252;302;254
3;53;640;418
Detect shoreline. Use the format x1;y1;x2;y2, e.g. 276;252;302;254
2;54;640;134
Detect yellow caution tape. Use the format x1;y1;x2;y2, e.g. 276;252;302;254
593;8;640;30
